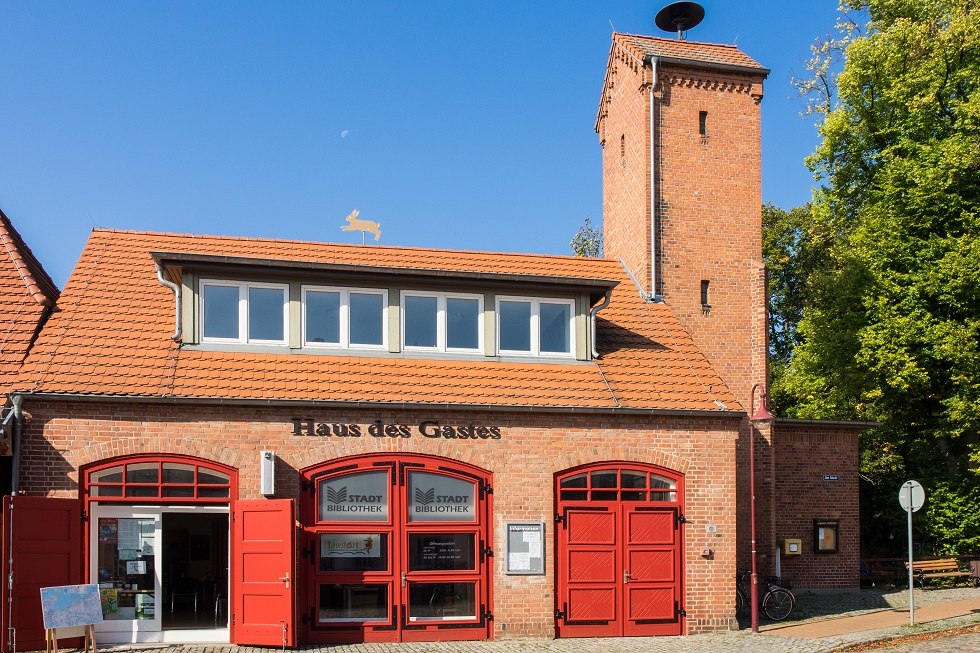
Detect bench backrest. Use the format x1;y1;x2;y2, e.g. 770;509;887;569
906;558;961;571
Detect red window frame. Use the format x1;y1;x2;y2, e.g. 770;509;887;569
81;454;238;506
301;454;492;644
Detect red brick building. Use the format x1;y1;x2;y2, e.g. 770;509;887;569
1;31;862;650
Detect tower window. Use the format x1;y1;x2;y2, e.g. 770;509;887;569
701;280;711;315
698;111;708;137
620;134;626;166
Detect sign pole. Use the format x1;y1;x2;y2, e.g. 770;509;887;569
906;482;914;625
898;480;924;625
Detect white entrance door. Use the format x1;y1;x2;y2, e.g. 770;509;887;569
90;505;230;644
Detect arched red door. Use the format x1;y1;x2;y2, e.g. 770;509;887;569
301;455;492;644
555;463;685;637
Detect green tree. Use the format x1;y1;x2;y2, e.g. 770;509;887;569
570;217;602;258
785;0;980;554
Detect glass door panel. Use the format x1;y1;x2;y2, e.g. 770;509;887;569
407;533;475;571
319;584;389;623
407;582;477;621
92;509;162;634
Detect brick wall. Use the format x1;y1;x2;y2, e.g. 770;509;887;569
18;398;743;636
772;421;861;589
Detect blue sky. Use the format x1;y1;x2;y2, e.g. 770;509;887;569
1;1;844;288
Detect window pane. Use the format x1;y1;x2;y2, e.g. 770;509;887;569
560;473;588;489
540;302;571;353
248;287;285;341
409;582;476;621
306;290;341;344
202;285;239;339
446;298;479;349
162;487;195;498
319;471;390;522
408;533;475;571
320;534;388;572
198;469;229;485
349;293;384;346
319;584;388;622
621;471;647;488
591;470;617;488
198;487;230;498
407;472;476;522
91;466;123;483
499;301;531;351
162;463;194;484
127;463;158;484
404;295;438;348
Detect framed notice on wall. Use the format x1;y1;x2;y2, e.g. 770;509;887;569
506;522;545;575
814;519;840;554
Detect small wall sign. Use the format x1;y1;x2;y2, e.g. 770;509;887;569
506;522;545;575
824;475;840;481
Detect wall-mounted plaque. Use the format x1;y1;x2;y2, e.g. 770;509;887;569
506;522;545;575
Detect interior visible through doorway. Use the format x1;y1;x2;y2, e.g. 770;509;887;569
161;512;229;630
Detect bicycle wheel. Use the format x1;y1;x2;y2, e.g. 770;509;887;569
735;589;744;616
763;587;794;621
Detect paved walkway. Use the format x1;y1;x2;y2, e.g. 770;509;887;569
85;587;980;653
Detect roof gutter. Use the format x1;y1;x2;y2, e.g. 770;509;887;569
649;55;663;302
646;54;771;78
12;391;745;420
8;395;23;494
590;290;612;359
154;261;182;342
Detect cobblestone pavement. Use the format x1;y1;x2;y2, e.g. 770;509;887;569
83;587;980;653
872;631;980;652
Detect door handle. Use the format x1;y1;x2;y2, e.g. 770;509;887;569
401;572;407;588
624;570;631;584
278;572;290;588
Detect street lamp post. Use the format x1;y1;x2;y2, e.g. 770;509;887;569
748;382;774;633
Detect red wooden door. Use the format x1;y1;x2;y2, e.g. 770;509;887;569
1;496;82;653
232;499;296;647
555;465;684;638
622;506;682;635
556;507;620;637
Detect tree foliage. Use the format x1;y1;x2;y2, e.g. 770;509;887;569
570;217;602;258
781;0;980;554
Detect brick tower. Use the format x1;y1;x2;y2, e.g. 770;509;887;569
596;31;773;572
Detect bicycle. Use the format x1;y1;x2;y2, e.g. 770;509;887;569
735;569;795;621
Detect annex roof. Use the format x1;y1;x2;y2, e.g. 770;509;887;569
0;209;59;388
14;229;740;414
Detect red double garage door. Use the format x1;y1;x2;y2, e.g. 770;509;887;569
555;464;685;637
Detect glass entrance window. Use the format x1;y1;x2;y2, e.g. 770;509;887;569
408;582;476;621
319;533;388;572
408;533;475;571
97;517;157;622
319;584;388;622
406;472;475;522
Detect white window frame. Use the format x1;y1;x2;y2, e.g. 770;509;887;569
496;295;575;358
302;285;388;350
400;290;483;354
199;279;288;345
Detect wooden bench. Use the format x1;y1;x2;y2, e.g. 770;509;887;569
905;558;978;588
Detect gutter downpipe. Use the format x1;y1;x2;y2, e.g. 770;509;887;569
155;261;182;342
590;290;612;359
10;395;23;494
649;56;664;303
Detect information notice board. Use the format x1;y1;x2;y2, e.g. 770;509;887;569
506;522;545;575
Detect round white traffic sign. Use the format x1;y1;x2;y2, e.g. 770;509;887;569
899;480;925;512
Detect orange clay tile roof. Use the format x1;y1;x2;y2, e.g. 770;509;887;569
0;210;59;390
14;229;740;414
613;33;767;72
